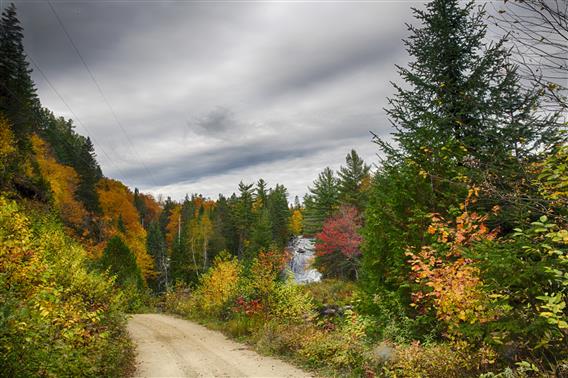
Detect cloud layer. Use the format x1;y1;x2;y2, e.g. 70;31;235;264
15;0;417;200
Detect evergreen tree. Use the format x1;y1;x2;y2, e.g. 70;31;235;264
100;236;144;289
235;181;254;260
362;0;559;306
268;184;291;248
302;194;320;236
159;196;176;235
338;149;370;211
170;196;196;283
255;178;268;209
146;221;168;293
214;194;237;255
0;3;39;148
133;188;147;226
293;195;301;211
74;136;102;213
381;0;557;204
302;167;339;234
249;208;273;256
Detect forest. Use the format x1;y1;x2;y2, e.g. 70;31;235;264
0;0;566;377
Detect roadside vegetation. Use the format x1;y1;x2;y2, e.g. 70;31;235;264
0;197;133;376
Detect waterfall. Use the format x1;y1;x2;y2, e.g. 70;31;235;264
287;236;322;284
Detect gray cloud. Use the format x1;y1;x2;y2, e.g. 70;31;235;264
12;0;419;200
191;107;240;137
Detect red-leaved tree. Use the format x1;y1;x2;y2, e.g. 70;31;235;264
315;205;362;280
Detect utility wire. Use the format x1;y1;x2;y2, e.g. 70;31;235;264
47;0;160;187
29;56;129;179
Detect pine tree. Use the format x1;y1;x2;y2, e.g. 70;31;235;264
133;188;147;226
302;167;339;234
235;181;254;260
249;208;273;256
362;0;559;304
146;221;168;292
159;196;176;235
267;184;290;248
214;194;237;255
0;3;39;147
255;178;268;209
338;149;370;211
381;0;557;199
100;236;144;289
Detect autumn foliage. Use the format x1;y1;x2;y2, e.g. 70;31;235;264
97;178;154;280
405;190;499;333
31;135;89;229
315;205;362;279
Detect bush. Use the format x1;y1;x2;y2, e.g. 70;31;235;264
302;279;356;307
193;251;242;317
268;280;315;323
0;197;132;376
383;341;497;377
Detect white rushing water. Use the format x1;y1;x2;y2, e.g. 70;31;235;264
287;236;322;284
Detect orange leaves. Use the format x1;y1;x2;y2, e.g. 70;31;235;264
97;178;142;233
31;135;88;229
407;247;489;330
97;178;154;280
427;209;497;252
165;205;181;247
407;194;498;333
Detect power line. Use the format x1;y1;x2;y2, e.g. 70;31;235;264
47;0;160;187
29;56;130;179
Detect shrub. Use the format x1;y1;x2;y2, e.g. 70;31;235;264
193;251;242;316
384;341;497;377
303;278;356;307
0;197;132;376
269;280;315;323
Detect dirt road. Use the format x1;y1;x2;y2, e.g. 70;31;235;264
127;313;312;378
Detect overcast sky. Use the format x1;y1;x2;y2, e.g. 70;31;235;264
12;0;421;201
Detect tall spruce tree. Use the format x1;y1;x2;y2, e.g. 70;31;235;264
302;167;339;234
146;221;168;292
338;149;370;211
255;178;268;209
0;3;38;146
381;0;557;200
362;0;559;304
235;182;254;260
249;208;273;256
267;184;291;248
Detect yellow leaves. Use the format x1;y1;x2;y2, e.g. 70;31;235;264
535;144;568;207
195;252;242;316
0;197;125;371
289;209;303;236
0;113;16;159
